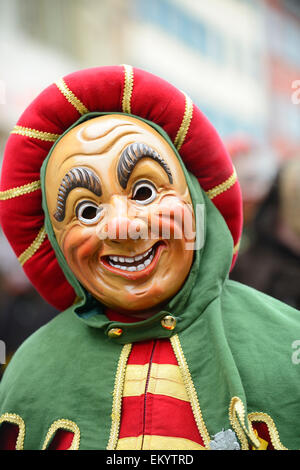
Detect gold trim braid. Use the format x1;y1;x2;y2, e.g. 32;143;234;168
229;397;260;450
0;413;25;450
11;125;61;142
18;225;47;266
233;239;241;255
0;180;41;201
107;343;132;450
55;78;89;116
170;334;210;448
206;168;237;200
122;64;134;114
248;412;287;450
42;419;80;450
174;93;193;151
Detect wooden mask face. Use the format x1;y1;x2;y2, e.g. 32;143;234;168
45;115;196;316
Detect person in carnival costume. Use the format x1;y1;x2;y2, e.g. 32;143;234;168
0;66;299;450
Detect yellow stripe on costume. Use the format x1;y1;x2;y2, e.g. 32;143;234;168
206;168;237;200
121;64;134;114
174;92;193;151
116;434;206;450
251;430;268;450
18;226;47;267
55;78;89;115
0;180;41;200
123;363;189;402
11;125;61;142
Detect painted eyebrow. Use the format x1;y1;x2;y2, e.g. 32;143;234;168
54;167;102;222
117;143;173;189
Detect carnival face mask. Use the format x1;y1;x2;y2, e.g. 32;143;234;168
45;115;196;316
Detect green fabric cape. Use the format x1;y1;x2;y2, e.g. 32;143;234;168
0;114;300;450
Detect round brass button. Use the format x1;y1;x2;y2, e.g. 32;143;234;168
161;315;176;330
107;328;123;338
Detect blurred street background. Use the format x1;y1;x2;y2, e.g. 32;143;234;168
0;0;300;374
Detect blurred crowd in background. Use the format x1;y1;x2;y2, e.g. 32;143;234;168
0;0;300;376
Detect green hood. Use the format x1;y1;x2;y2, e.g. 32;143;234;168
40;112;233;344
1;114;300;450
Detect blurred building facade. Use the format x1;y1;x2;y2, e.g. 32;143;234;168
264;0;300;159
1;0;299;157
129;0;269;143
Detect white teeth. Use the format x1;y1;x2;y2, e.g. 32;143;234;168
127;266;136;271
107;245;157;272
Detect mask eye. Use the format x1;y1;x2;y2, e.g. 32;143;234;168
76;201;102;225
132;180;157;205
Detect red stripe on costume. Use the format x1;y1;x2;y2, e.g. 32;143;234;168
118;338;204;447
252;422;273;450
127;339;177;366
119;394;204;446
0;423;18;450
48;430;75;450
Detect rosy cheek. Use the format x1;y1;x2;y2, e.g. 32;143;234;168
62;226;102;261
148;196;195;240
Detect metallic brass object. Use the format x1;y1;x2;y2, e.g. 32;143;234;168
161;315;176;330
107;328;123;338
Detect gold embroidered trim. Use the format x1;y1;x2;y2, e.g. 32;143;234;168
117;434;206;450
0;413;25;450
206;168;237;200
18;225;47;266
55;78;89;115
122;64;134;114
233;239;240;255
248;412;288;450
174;93;193;151
229;397;260;450
0;180;41;200
11;125;61;142
170;335;210;448
107;343;132;450
42;419;80;450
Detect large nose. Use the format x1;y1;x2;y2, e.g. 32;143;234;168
104;195;130;240
102;195;149;242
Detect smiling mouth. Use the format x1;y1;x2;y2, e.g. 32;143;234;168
101;241;165;277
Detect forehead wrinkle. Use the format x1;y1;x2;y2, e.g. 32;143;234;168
81;121;132;141
76;124;144;156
